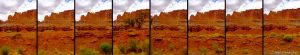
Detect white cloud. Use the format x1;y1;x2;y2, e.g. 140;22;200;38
38;0;74;22
163;0;187;12
188;0;224;20
17;0;36;12
0;0;29;21
226;0;262;15
264;0;300;14
151;0;187;16
113;0;149;21
75;0;112;21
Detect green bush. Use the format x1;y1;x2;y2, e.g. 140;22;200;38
123;15;145;29
129;39;138;51
168;44;175;51
124;19;136;27
80;48;97;55
1;46;10;55
100;43;112;54
119;45;127;54
212;43;223;53
17;47;24;55
282;34;293;42
242;48;249;54
38;50;46;55
201;48;208;55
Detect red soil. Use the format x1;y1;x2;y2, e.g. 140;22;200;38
38;10;74;55
0;10;36;55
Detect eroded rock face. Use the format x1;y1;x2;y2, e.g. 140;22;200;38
152;10;187;22
0;10;36;32
265;9;300;19
277;25;288;30
189;25;204;32
227;9;262;19
190;10;224;20
153;25;165;30
226;24;239;32
240;26;252;30
205;26;216;31
113;26;128;31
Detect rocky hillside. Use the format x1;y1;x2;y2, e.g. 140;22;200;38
4;10;36;26
78;9;112;24
226;9;262;19
152;10;187;22
115;9;149;22
190;10;224;21
265;8;300;19
40;10;74;26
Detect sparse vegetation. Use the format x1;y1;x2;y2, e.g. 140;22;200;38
129;39;140;52
212;43;223;53
168;44;175;51
6;30;12;33
141;39;149;52
119;45;127;54
281;34;293;42
80;48;97;55
100;43;112;54
201;48;208;55
211;33;224;37
12;33;22;39
1;46;10;55
269;32;277;38
242;48;249;54
123;14;145;29
124;19;136;27
17;47;24;55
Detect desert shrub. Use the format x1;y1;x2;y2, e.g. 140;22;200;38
135;14;146;29
201;48;208;55
269;32;277;38
80;48;97;55
142;39;150;52
38;50;46;55
124;15;145;29
1;46;10;55
281;34;293;42
128;31;138;37
212;43;223;53
129;39;139;51
242;48;249;54
100;43;112;54
6;30;12;33
119;45;127;54
211;33;224;37
168;44;175;51
124;19;136;27
12;33;22;39
135;17;143;29
17;47;24;55
183;48;188;55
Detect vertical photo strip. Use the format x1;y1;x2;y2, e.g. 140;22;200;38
188;0;225;55
264;0;300;55
226;0;263;54
0;0;37;55
75;0;112;55
151;0;187;55
113;0;150;54
38;0;74;55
